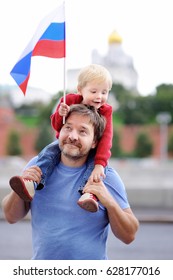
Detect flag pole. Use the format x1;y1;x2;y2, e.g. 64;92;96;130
62;0;66;124
63;56;66;124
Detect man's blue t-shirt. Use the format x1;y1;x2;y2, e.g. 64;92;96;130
26;157;130;260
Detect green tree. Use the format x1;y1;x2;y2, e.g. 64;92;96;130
6;130;22;155
168;132;173;156
111;129;122;158
154;84;173;121
111;82;173;125
35;121;54;153
36;91;63;125
134;132;153;158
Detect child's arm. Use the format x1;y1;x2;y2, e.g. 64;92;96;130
94;104;113;170
51;94;82;135
51;96;65;134
89;164;106;183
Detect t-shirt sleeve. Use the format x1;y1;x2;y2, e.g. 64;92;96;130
103;166;130;210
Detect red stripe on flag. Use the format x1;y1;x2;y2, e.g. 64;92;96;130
19;74;30;95
32;40;66;58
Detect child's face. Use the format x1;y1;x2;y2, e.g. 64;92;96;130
78;80;109;109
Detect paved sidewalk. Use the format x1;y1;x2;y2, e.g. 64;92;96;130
132;206;173;223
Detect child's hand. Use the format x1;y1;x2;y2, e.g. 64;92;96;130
59;103;70;117
23;166;42;184
89;164;106;183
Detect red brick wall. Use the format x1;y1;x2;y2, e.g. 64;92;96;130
115;125;173;158
0;107;173;159
0;107;38;159
0;121;38;159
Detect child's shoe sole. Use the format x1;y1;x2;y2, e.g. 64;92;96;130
9;176;34;202
77;193;99;212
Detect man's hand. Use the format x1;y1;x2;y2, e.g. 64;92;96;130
83;180;114;208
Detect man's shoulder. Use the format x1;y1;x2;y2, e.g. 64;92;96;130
104;164;122;183
25;156;38;169
105;164;115;176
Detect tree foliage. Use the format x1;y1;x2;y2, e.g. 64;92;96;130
134;132;153;158
168;132;173;155
111;83;173;124
6;130;22;156
34;121;54;153
111;130;122;158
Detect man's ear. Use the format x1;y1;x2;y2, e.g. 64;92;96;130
91;140;97;149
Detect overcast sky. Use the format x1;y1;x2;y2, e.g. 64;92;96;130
0;0;173;100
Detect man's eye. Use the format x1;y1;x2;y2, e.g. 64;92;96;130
80;130;87;135
64;126;71;131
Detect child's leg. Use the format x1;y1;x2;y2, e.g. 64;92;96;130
77;164;106;212
36;140;60;188
9;140;60;202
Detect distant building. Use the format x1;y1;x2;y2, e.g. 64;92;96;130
67;30;138;92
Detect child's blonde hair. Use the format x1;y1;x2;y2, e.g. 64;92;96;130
77;64;112;90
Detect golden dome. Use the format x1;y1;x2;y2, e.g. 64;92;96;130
108;30;122;44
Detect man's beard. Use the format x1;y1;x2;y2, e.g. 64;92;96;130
59;141;88;160
62;150;86;160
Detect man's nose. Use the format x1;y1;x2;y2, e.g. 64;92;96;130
68;130;78;140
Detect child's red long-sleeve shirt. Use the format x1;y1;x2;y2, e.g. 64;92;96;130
51;93;113;167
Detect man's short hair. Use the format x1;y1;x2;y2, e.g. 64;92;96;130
66;104;106;143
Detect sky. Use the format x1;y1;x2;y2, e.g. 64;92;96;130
0;0;173;102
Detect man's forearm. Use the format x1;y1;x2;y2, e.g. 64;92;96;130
2;191;30;223
107;201;139;244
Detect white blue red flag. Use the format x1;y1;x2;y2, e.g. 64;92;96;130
10;0;66;95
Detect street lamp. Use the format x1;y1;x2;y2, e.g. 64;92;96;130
156;112;172;161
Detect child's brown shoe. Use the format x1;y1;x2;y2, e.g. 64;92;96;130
9;176;35;202
77;193;99;212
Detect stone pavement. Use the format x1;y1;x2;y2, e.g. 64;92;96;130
0;157;173;222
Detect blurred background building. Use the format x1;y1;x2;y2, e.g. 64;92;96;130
67;30;138;92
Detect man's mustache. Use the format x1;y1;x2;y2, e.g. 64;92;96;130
63;140;82;149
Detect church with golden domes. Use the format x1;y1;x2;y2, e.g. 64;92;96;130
67;30;138;92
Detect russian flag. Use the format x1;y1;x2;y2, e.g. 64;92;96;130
10;0;66;95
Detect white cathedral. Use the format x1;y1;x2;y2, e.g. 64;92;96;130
67;30;138;92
